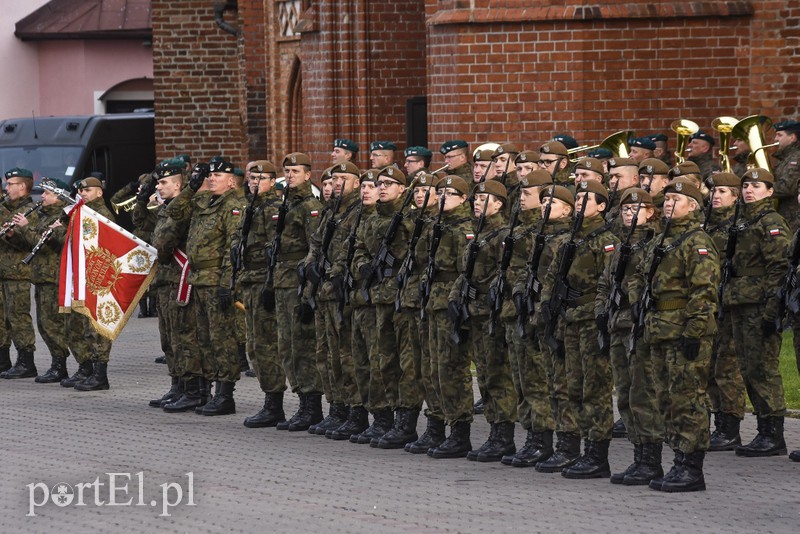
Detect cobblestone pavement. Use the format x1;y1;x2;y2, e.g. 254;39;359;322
2;313;800;533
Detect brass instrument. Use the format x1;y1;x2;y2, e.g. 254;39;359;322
431;164;449;175
732;115;774;172
567;130;633;162
111;194;138;214
0;201;43;238
712;116;738;173
671;119;699;164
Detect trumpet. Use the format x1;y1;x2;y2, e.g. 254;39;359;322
671;119;699;164
567;130;633;162
732;115;774;171
712;116;738;173
111;194;138;214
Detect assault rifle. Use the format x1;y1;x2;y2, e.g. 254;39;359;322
717;196;741;320
487;195;522;336
395;185;433;311
263;185;290;308
337;200;364;327
230;188;259;290
304;189;344;310
419;192;447;320
776;228;800;332
518;185;555;338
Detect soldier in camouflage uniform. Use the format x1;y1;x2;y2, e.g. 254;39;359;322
606;158;640;227
472;148;497;184
422;176;475;458
686;131;720;185
369;141;397;170
703;173;746;451
351;166;413;445
596;188;662;485
629;177;720;492
0;168;39;379
439;140;473;182
638;158;670;209
270;153;324;430
539;181;619;479
514;150;538;181
649;133;673;167
537;141;571;188
403;146;432;177
492;143;520;216
724;169;790;458
330;138;359;166
13;180;69;383
628;137;656;164
731;137;751;179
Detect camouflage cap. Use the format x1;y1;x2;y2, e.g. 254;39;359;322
378;166;407;186
515;150;539;164
539;141;568;157
520;169;553;188
370;141;397;152
741;167;775;185
473;148;497;162
250;160;277;175
4;167;33;179
619;187;654;206
607;157;638;169
669;161;702;179
492;143;520;158
331;160;361;177
282;152;311;168
539;184;575;208
405;146;432;158
439;140;468;155
437;175;469;196
473;179;507;201
638;158;670;175
154;159;185;179
663;177;704;204
552;134;578;150
690;131;715;146
208;156;234;173
629;137;656;150
709;172;741;188
334;138;359;154
576;179;609;202
574;157;605;176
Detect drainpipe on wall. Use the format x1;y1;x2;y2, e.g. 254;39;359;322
214;1;239;36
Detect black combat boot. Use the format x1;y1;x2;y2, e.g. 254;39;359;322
148;293;158;317
74;361;109;391
193;378;213;413
138;297;149;318
1;349;37;379
562;440;611;479
511;430;554;467
378;408;420;449
277;393;306;430
405;416;446;454
467;423;498;461
611;444;642;484
612;418;627;438
428;421;472;459
149;377;181;407
473;398;484;415
243;392;285;427
288;393;323;431
154;356;167;364
709;412;741;451
623;442;663;486
535;432;581;473
35;355;68;383
351;409;392;444
661;451;706;492
163;377;204;412
650;449;684;491
736;415;787;457
329;406;369;441
503;429;532;465
0;346;11;373
476;422;515;462
310;402;348;435
201;381;236;416
61;360;93;388
790;449;800;462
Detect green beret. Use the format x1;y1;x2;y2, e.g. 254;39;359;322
552;134;578;150
709;172;740;188
520;169;553;188
575;157;604;176
437;175;469;196
405;146;432;158
741;167;774;185
439;140;468;155
515;150;539;164
539;184;575;208
473;149;496;162
669;161;701;179
378;166;406;186
275;181;286;191
174;154;192;165
282;152;311;167
576;179;609;202
473;179;507;201
40;177;70;191
587;147;614;159
619;187;653;206
690;131;715;146
648;133;668;143
154;159;184;179
774;120;800;134
233;167;245;177
250;160;277;175
332;161;361;177
629;137;656;150
209;156;234;173
370;141;396;152
334;138;359;154
663;177;703;205
638;158;670;175
539;141;568;157
607;157;638;169
5;167;33;179
492;143;520;158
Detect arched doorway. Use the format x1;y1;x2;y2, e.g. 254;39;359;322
97;77;154;114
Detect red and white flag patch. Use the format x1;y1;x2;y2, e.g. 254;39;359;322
769;228;781;236
466;233;475;241
310;210;320;217
232;209;241;216
603;244;615;253
698;248;708;255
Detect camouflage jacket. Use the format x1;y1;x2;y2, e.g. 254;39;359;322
398;202;438;310
773;141;800;232
0;195;40;280
497;207;539;320
131;196;157;241
150;199;190;288
704;203;736;259
273;181;323;289
630;211;719;342
353;195;414;305
185;188;246;288
688;152;720;182
421;202;472;312
448;210;507;317
449;162;473;183
723;197;790;317
732;151;750;178
231;190;281;285
342;204;376;309
542;214;619;323
16;201;66;285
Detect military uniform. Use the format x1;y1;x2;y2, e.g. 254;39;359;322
688;152;720;184
127;176;159;318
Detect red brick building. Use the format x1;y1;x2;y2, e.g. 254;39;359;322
152;0;799;173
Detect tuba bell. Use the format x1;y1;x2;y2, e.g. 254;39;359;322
732;115;775;172
671;119;699;165
712;116;739;173
567;130;633;162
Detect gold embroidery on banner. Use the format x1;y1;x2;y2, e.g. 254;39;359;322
127;250;153;274
85;247;122;297
82;217;98;240
96;301;122;326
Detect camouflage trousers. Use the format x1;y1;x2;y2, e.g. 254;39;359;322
274;287;321;394
506;321;554;432
429;309;473;424
373;303;422;410
315;307;334;402
321;299;358;406
538;328;575;435
350;306;377;409
470;315;515;424
241;283;285;393
649;336;712;453
0;279;35;352
34;283;69;359
564;317;613;441
730;304;786;417
708;312;746;419
234;289;247;348
192;286;240;383
397;307;424;410
416;312;443;420
68;311;111;364
170;287;201;379
611;329;663;445
154;284;177;377
793;314;800;374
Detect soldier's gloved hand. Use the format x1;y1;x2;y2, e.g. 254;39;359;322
513;292;527;316
189;163;210;192
296;262;307;283
260;286;275;311
136;178;156;203
486;283;499;308
298;301;314;324
305;261;322;285
630;302;641;324
447;300;460;323
681;336;701;361
762;318;778;337
539;300;552;324
330;274;344;300
358;264;373;281
595;313;609;334
230;245;240;268
218;287;233;311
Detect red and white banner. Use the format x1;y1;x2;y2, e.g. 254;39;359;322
58;201;158;340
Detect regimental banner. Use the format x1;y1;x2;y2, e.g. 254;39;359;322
58;201;158;340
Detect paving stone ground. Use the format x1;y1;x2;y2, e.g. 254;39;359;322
2;312;800;533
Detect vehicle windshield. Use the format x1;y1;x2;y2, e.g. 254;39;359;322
0;146;82;190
